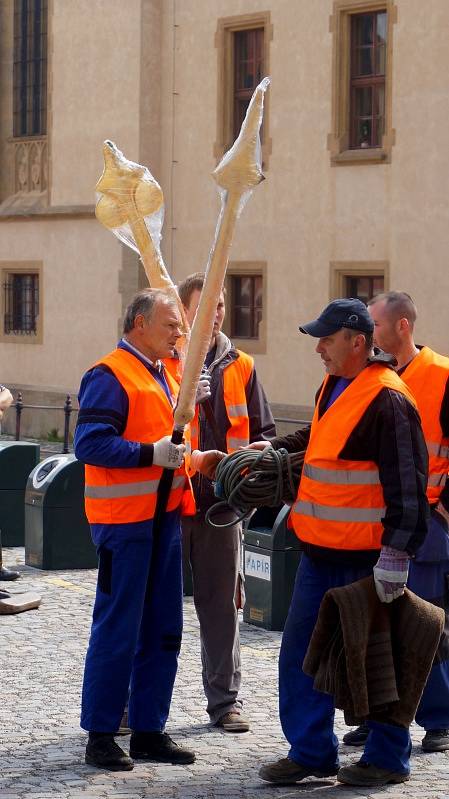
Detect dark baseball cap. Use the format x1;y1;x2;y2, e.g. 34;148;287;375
299;298;374;337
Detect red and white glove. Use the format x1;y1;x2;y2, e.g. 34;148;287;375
373;545;410;603
190;449;226;479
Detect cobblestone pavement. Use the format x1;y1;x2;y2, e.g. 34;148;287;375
1;548;448;799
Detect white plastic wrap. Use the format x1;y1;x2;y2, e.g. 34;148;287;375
95;140;189;348
173;77;270;429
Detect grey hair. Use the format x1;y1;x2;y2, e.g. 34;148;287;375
122;289;177;334
368;291;417;329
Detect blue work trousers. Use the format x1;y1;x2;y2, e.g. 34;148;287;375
80;510;183;733
279;554;411;775
408;510;449;731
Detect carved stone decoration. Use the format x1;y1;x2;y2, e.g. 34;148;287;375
16;145;28;192
13;138;48;194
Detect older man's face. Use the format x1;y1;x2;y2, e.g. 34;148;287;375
137;300;182;361
315;328;366;378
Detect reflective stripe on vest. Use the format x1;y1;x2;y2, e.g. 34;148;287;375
427;441;449;459
292;500;386;523
302;463;380;485
291;364;416;551
84;348;194;524
428;472;448;487
85;475;186;500
401;347;449;503
223;351;253;453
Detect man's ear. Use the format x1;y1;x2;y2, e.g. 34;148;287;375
353;333;366;351
134;313;146;331
396;317;409;336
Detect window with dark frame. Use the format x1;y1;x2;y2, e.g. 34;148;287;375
345;275;384;304
13;0;48;138
349;10;386;149
230;274;263;339
3;273;39;335
233;28;264;140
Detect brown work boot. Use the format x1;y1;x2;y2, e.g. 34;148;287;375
337;760;410;786
215;710;250;732
422;729;449;752
259;757;339;784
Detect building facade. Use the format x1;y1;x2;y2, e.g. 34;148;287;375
1;0;448;436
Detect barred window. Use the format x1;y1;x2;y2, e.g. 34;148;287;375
13;0;48;137
4;273;39;335
230;274;263;339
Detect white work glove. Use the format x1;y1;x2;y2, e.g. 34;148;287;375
0;386;13;420
373;545;410;603
153;436;186;469
195;374;212;405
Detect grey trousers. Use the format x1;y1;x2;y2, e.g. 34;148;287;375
182;512;244;723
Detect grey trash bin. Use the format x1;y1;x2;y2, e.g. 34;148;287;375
243;504;302;631
25;454;97;569
0;441;40;546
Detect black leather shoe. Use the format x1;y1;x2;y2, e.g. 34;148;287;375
422;729;449;752
342;723;370;746
0;566;20;581
130;731;195;764
85;735;134;771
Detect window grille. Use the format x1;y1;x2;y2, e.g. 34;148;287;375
3;273;39;334
13;0;48;137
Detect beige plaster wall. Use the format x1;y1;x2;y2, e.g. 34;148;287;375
0;219;122;391
160;0;449;410
2;0;449;416
49;0;144;207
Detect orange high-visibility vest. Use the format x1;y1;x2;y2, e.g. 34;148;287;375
165;350;253;455
84;348;195;524
401;346;449;504
223;351;253;452
291;364;416;551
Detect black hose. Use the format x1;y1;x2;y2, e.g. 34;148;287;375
205;447;305;528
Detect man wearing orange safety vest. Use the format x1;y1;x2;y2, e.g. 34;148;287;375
343;291;449;755
176;272;275;732
75;289;196;772
249;299;429;787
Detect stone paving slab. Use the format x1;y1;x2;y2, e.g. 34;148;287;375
1;547;449;799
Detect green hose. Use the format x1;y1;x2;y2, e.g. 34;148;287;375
205;447;305;528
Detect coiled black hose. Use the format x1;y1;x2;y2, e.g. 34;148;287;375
205;447;305;528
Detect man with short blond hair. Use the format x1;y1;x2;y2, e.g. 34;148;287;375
361;291;449;753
